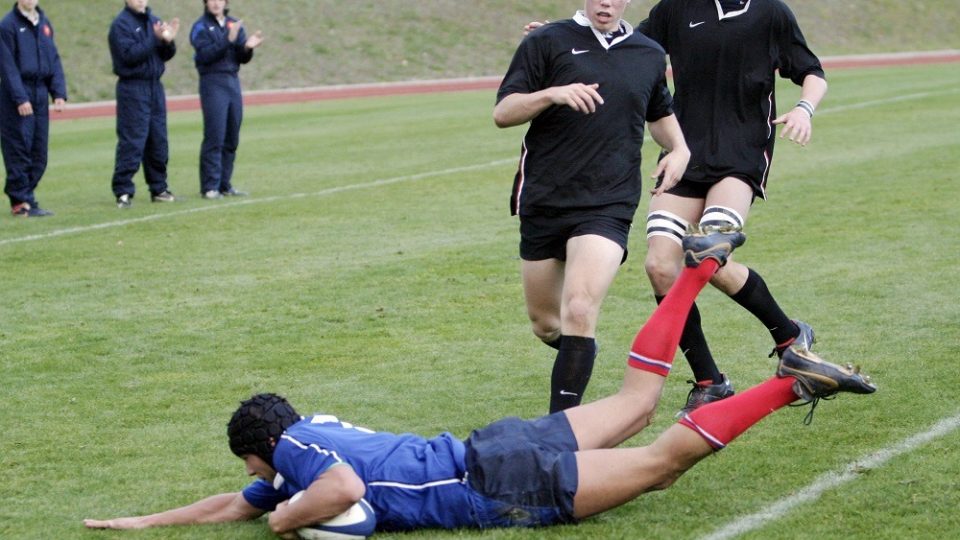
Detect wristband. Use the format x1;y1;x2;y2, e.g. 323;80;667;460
795;99;815;118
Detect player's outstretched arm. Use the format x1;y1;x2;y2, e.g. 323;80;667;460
84;492;263;530
494;84;604;128
773;73;827;146
647;113;690;196
267;464;366;535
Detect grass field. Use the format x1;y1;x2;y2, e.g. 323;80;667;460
2;62;959;539
49;0;960;102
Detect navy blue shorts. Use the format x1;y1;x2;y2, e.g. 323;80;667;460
464;412;579;527
519;213;631;262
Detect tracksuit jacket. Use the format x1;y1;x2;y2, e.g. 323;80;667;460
0;3;67;207
190;10;253;193
108;5;175;197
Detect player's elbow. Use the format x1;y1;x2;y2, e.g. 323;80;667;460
323;470;367;510
341;473;367;503
493;108;513;128
493;97;526;128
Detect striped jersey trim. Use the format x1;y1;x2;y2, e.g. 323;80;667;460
281;434;345;464
513;138;529;215
368;476;467;490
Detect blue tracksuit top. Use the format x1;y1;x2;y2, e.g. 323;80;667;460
190;11;253;76
108;5;175;80
0;3;67;105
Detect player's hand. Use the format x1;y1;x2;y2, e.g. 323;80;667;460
773;108;813;146
549;83;603;114
228;19;243;42
650;146;690;196
523;20;547;36
245;30;264;49
17;101;33;116
53;98;66;113
154;19;178;42
83;517;147;530
161;18;181;41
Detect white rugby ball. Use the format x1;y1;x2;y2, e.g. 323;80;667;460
289;491;376;539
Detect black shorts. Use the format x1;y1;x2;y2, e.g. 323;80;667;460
658;175;759;202
519;214;631;262
464;413;580;525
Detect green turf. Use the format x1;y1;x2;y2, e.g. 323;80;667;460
44;0;960;102
1;63;959;539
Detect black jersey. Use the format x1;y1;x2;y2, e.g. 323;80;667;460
639;0;824;195
497;13;673;219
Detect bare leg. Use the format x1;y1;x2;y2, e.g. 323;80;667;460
645;194;722;385
703;178;754;294
521;258;564;343
560;234;624;337
547;234;624;411
573;426;712;518
564;259;722;449
705;178;803;349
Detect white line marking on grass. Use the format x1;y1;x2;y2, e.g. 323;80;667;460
6;88;955;248
0;159;516;248
701;411;960;540
817;88;960;115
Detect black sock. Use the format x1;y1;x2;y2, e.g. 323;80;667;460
549;336;597;413
656;295;721;384
544;335;563;351
729;268;798;346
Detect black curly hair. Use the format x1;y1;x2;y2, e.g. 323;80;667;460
227;393;300;465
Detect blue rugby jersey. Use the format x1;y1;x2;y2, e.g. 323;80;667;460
242;415;476;531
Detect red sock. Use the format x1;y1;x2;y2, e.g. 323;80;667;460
628;260;719;376
679;376;797;449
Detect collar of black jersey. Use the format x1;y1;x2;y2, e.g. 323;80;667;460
572;10;635;49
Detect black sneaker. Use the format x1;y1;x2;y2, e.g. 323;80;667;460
770;319;817;358
676;375;735;418
116;194;132;208
150;190;176;203
27;205;54;217
682;225;746;268
777;346;876;424
777;346;876;402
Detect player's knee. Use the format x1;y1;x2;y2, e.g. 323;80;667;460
533;325;560;343
527;313;560;342
644;251;680;292
619;388;659;431
648;457;690;491
561;295;598;334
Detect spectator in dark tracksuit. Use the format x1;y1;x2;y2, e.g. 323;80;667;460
190;0;263;199
108;0;179;209
0;0;67;217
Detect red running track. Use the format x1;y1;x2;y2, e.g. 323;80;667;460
54;50;960;121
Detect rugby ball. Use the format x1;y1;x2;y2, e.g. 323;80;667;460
289;491;376;539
